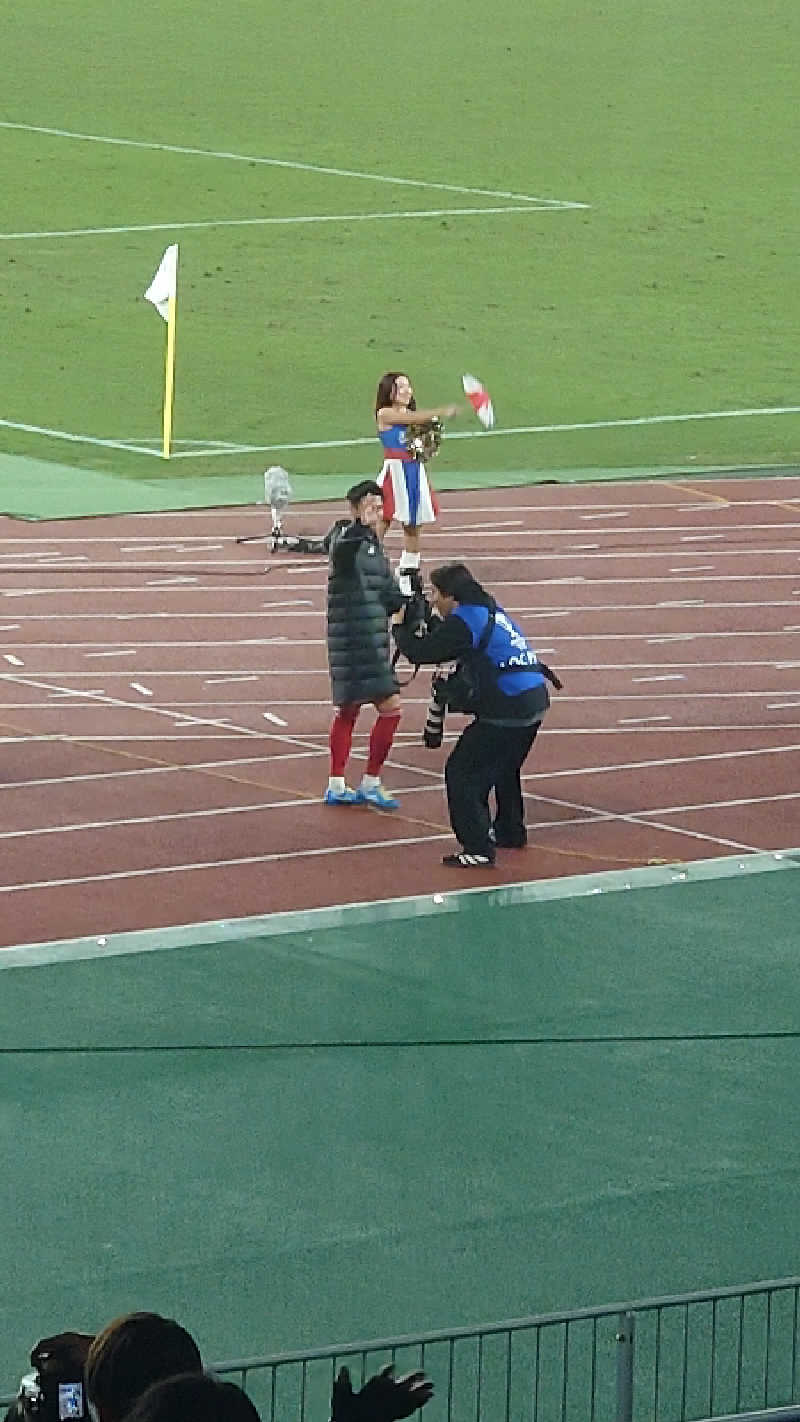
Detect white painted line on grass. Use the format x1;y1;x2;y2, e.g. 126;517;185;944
1;205;572;242
4;404;800;461
0;119;585;207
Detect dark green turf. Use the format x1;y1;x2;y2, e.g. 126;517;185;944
1;869;798;1392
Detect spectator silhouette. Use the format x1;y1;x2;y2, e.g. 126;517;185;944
84;1314;202;1422
122;1373;260;1422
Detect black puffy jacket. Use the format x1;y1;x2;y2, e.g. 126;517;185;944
326;520;405;705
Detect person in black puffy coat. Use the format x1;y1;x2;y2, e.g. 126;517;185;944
324;480;406;808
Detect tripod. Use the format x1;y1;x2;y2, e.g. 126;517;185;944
235;468;328;554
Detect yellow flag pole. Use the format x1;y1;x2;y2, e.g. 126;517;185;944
162;286;178;459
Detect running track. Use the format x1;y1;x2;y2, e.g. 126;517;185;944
1;474;799;949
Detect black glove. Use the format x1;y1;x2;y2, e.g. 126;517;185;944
331;1365;433;1422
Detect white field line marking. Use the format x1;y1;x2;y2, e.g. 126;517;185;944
263;711;288;726
0;119;584;206
0;418;160;456
163;405;800;458
1;205;568;242
3;654;24;665
129;682;153;696
3;406;800;460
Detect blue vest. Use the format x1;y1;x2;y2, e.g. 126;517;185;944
453;604;545;696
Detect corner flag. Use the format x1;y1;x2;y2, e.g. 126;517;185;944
144;244;179;458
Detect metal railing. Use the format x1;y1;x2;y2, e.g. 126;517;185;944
210;1279;800;1422
3;1277;799;1422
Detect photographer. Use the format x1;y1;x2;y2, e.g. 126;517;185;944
392;563;560;869
4;1333;94;1422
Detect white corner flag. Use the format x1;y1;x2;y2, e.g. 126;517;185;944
144;244;179;458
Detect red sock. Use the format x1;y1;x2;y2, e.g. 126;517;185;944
329;704;359;776
366;711;401;776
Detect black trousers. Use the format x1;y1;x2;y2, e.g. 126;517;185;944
444;718;542;857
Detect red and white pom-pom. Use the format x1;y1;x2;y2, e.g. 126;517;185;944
462;373;495;429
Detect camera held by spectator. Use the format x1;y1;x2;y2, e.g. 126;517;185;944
5;1335;94;1422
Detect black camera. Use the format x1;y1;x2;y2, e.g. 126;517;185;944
401;590;432;634
5;1336;93;1422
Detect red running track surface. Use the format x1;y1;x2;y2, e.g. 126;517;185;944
1;475;799;949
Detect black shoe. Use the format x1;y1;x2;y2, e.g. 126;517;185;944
442;852;495;868
491;825;527;848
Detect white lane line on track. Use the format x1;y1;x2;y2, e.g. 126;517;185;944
263;712;288;726
84;650;137;659
145;577;200;586
129;683;153;696
632;675;686;683
0;835;457;893
0;671;268;738
203;675;260;685
3;654;24;665
3;723;800;744
527;792;759;854
0;741;797;794
1;788;795;847
580;511;630;521
618;715;673;724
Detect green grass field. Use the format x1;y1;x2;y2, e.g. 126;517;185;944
2;0;799;493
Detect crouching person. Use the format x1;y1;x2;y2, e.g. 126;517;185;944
392;562;561;868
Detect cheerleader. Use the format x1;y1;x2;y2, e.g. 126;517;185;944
375;372;460;595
